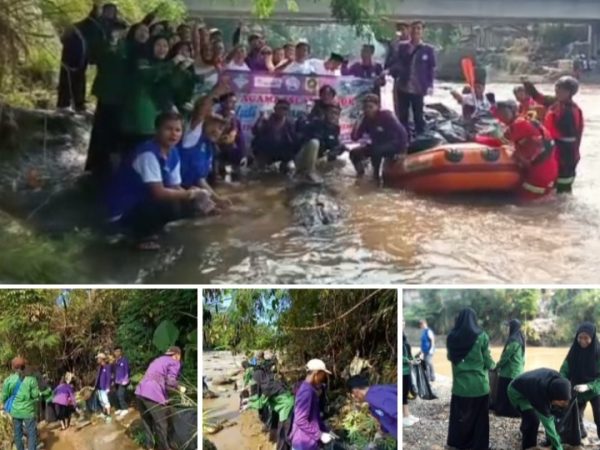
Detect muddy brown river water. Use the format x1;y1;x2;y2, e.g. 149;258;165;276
9;82;600;284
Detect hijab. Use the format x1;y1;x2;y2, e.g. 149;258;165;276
402;332;412;359
512;368;571;416
504;319;526;354
447;308;483;364
146;35;170;63
565;322;600;384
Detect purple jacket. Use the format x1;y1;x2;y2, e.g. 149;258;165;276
390;41;436;96
352;110;408;152
290;382;328;450
134;355;181;405
246;50;267;72
365;385;398;439
53;383;75;407
114;356;131;385
95;364;112;391
342;62;383;79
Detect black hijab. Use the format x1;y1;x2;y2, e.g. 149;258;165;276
565;322;600;384
447;308;483;364
512;368;571;416
504;319;526;354
402;332;412;359
146;34;170;63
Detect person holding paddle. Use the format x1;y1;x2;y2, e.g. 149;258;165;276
389;21;436;137
2;357;41;450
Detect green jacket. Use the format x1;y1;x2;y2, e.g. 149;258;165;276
120;59;175;136
507;384;562;450
450;332;495;397
496;341;525;379
559;358;600;402
1;373;40;419
171;67;201;114
92;38;126;105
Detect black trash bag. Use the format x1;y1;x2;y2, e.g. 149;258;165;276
45;402;58;423
170;408;198;450
411;361;437;400
276;417;293;450
408;131;447;154
489;369;499;410
555;397;582;446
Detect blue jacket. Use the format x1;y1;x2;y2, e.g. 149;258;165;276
421;328;434;355
365;385;398;439
179;135;215;188
107;139;181;219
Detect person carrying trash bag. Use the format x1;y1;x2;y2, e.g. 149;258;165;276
494;319;526;417
559;322;600;444
446;308;495;450
508;368;572;450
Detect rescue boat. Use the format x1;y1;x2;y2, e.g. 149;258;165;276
382;143;522;194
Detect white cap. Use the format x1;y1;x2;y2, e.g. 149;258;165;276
96;353;107;360
306;359;332;374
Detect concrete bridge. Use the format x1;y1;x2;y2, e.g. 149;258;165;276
188;0;600;24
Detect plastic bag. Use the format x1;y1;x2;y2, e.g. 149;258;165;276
411;361;437;400
555;397;582;446
489;369;499;409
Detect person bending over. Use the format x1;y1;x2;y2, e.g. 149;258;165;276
508;369;571;450
495;100;558;202
350;94;408;181
347;376;398;441
107;112;207;250
179;114;232;212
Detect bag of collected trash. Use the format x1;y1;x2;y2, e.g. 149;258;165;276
411;361;437;400
170;407;198;450
555;397;582;446
408;131;447;154
488;369;499;409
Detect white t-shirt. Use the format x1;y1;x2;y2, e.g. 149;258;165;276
225;61;250;72
132;152;182;186
283;59;315;74
309;59;340;76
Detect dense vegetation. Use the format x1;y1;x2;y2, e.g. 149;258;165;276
0;289;197;385
203;288;397;383
404;289;600;346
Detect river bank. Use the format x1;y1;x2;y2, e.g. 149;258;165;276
403;375;599;450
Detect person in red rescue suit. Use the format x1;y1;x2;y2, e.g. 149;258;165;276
495;100;558;201
523;76;584;193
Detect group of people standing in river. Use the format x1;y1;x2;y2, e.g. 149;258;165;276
59;4;586;250
403;310;600;450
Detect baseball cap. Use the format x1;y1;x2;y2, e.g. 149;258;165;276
165;346;182;356
306;358;332;374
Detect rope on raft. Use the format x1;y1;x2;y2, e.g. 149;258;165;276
281;288;385;331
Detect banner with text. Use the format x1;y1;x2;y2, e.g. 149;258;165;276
223;70;374;143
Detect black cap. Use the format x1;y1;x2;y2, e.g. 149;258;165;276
347;375;369;390
329;52;345;63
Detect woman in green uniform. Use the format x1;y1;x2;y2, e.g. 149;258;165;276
559;322;600;441
494;319;525;417
508;368;571;450
120;35;175;153
446;308;495;450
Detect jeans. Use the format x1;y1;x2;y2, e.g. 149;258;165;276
424;353;436;382
396;91;425;135
13;418;37;450
116;384;128;410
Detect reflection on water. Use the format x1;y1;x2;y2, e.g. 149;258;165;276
88;83;600;284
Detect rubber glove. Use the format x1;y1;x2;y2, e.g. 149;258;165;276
575;384;590;393
320;433;333;444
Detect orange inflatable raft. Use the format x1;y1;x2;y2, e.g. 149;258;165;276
382;143;522;194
